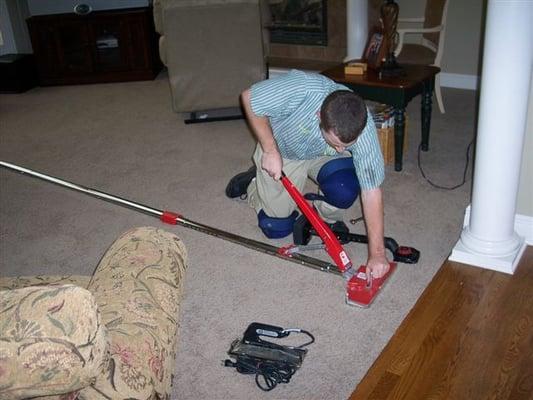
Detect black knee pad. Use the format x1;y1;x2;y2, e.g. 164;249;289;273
257;210;299;239
307;157;360;209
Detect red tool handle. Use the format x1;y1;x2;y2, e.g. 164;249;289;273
280;173;352;273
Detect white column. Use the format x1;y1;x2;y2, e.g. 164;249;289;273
449;0;533;273
345;0;368;61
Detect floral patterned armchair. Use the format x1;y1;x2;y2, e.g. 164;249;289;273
0;227;188;400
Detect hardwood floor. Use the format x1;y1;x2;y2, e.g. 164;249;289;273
350;246;533;400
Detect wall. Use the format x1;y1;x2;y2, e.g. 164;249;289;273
441;0;485;76
9;0;31;53
0;0;16;55
397;0;485;90
0;0;31;55
398;0;485;76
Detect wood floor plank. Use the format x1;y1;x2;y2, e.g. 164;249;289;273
444;272;509;400
483;265;533;400
350;266;476;399
386;266;490;399
350;246;533;400
507;344;533;400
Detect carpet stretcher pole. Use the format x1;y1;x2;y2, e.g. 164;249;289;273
0;161;339;276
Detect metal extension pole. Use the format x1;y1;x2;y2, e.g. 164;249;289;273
0;161;340;276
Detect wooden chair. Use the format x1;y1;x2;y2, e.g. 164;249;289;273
394;0;449;113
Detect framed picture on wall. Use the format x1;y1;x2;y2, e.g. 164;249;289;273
363;30;387;70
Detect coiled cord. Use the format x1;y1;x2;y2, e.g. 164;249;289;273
227;356;297;391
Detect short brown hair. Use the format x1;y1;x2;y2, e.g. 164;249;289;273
320;91;368;143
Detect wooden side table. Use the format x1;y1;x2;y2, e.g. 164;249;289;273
321;63;440;171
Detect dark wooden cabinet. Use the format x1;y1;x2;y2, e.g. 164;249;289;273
27;7;162;85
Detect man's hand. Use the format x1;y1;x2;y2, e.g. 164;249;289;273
261;149;283;180
366;253;390;281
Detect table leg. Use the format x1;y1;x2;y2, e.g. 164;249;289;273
394;107;406;171
421;77;434;151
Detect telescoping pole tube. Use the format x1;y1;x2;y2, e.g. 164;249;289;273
0;161;340;276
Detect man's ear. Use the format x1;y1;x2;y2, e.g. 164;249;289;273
316;110;321;120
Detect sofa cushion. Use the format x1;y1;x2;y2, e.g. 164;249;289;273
0;285;109;400
0;275;92;291
82;227;187;400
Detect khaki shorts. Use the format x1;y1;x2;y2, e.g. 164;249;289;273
246;144;350;223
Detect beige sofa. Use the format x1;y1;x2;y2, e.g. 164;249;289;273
153;0;267;117
0;227;187;400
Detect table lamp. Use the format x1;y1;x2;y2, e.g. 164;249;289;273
380;0;404;76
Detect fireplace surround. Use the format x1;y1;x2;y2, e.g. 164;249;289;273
267;0;347;65
268;0;327;46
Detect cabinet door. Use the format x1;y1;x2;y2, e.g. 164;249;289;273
88;11;153;74
122;13;151;71
54;19;93;75
28;17;93;80
89;17;131;72
27;20;61;79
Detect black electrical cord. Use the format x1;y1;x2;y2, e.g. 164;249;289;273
226;357;297;391
289;329;315;348
226;356;296;391
417;138;474;190
225;329;315;391
254;363;296;391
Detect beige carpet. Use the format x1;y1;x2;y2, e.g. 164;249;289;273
0;71;475;399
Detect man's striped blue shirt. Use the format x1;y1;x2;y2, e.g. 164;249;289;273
250;70;385;190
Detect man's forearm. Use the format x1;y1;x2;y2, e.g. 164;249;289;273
241;89;277;153
361;187;386;258
241;89;284;179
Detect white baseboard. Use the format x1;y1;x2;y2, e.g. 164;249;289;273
449;239;527;274
440;73;479;90
515;214;533;244
268;67;479;91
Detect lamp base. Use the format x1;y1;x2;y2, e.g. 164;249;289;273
380;58;404;77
